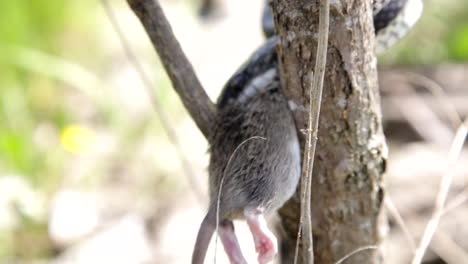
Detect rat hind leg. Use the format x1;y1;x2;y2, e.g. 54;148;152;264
244;208;278;264
218;219;248;264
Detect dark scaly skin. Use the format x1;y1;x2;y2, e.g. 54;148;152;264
217;37;278;108
262;0;410;38
374;0;408;33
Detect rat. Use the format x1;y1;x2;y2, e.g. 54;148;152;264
192;0;425;260
192;38;301;264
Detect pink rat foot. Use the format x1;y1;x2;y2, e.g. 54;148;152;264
255;234;277;264
244;208;278;264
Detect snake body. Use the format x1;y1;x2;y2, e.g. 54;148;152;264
219;0;423;107
262;0;423;54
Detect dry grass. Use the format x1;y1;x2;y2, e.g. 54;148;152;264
382;70;468;264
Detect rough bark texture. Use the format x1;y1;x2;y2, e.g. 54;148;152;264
271;1;388;263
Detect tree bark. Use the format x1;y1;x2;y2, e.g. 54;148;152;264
271;1;388;263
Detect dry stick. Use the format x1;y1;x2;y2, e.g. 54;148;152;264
431;230;468;264
386;72;467;215
127;0;216;139
404;72;463;129
293;0;330;263
384;74;457;145
443;185;468;215
385;72;467;262
384;71;465;257
385;196;416;251
385;72;463;128
411;119;468;264
102;0;205;202
387;87;453;145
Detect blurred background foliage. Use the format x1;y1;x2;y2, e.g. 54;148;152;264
0;0;467;263
381;0;468;64
0;0;187;261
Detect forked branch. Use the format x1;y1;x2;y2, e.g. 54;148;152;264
127;0;216;139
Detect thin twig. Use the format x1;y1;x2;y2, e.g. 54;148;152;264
404;72;463;129
384;71;467;217
443;185;468;215
384;72;463;132
127;0;216;139
214;136;266;264
102;0;206;202
387;90;453;145
384;73;458;145
294;0;330;263
431;230;468;264
411;119;468;264
385;195;416;251
334;246;378;264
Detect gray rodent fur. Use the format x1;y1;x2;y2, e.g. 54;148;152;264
192;56;301;263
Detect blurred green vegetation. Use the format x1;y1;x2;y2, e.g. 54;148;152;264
0;0;96;186
381;0;468;64
0;0;184;261
0;0;467;262
0;1;92;260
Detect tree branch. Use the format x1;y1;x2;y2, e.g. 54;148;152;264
127;0;216;140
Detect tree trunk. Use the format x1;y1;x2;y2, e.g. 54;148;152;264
271;1;388;263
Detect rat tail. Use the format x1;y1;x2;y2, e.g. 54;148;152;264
192;209;216;264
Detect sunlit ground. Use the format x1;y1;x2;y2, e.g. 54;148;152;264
0;0;467;263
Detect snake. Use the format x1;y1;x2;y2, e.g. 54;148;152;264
218;0;423;107
262;0;423;55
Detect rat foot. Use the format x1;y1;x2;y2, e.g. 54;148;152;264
255;235;277;264
244;208;278;264
218;219;248;264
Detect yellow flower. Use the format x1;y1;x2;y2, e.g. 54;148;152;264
60;125;96;154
